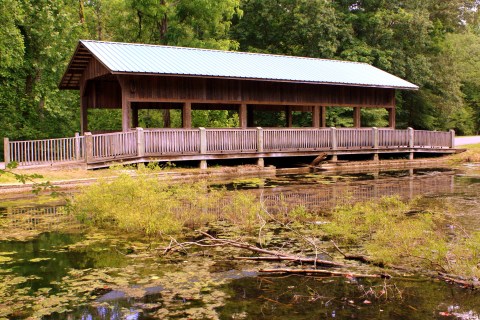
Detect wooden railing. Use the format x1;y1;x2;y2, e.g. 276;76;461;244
206;128;257;153
264;128;331;150
4;135;84;166
3;127;456;167
89;131;137;160
336;128;373;148
379;129;409;147
414;130;452;148
145;129;200;155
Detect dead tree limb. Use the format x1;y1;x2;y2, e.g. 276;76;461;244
259;268;391;279
234;256;344;267
159;231;343;268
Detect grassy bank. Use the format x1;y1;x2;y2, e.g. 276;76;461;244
450;143;480;163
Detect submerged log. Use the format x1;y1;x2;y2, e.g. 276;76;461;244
259;268;391;279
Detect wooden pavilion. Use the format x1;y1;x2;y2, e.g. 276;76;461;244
59;40;418;134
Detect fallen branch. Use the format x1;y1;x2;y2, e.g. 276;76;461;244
234;256;344;267
331;240;384;267
437;273;479;289
259;268;391;279
160;231;343;268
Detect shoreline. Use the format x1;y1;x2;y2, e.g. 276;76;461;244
0;157;455;197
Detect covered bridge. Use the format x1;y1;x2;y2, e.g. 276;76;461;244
3;41;457;169
59;40;418;133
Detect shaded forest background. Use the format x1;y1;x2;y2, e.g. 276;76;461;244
1;0;480;145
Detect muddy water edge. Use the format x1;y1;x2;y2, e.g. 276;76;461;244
0;164;479;319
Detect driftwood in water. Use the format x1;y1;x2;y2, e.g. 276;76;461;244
259;268;391;279
234;255;344;267
309;153;328;167
161;231;343;268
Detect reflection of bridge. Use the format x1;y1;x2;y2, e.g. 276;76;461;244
258;171;455;213
1;170;455;234
4;127;457;169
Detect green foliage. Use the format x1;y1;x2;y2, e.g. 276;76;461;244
72;173;263;236
322;195;480;278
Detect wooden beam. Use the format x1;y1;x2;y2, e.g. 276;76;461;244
388;108;396;128
353;107;361;128
312;105;320;128
182;102;192;128
239;103;247;128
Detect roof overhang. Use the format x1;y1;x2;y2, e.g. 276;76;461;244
59;40;419;91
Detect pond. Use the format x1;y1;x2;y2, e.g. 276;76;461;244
0;165;479;319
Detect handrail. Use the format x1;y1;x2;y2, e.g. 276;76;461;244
3;127;456;167
5;135;84;166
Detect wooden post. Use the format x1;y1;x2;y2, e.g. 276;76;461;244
257;127;264;167
84;132;93;163
353;107;361;128
136;127;145;157
450;129;455;148
74;132;81;161
182;102;192;129
121;92;132;132
312;106;320;128
3;138;10;165
286;106;293;127
372;127;379;161
320;106;327;127
330;127;338;161
199;127;207;169
388;108;396;129
408;127;414;160
239;103;247;128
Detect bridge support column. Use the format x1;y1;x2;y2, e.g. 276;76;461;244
182;102;192;128
353;107;361;128
239;103;247;128
257;158;264;167
388;108;396;128
312;106;320;128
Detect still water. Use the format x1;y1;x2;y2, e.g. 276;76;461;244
0;166;479;319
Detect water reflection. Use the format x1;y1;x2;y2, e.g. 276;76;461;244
0;167;479;319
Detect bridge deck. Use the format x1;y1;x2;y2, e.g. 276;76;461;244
4;127;457;169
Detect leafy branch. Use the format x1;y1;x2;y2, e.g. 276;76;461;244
0;162;57;195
